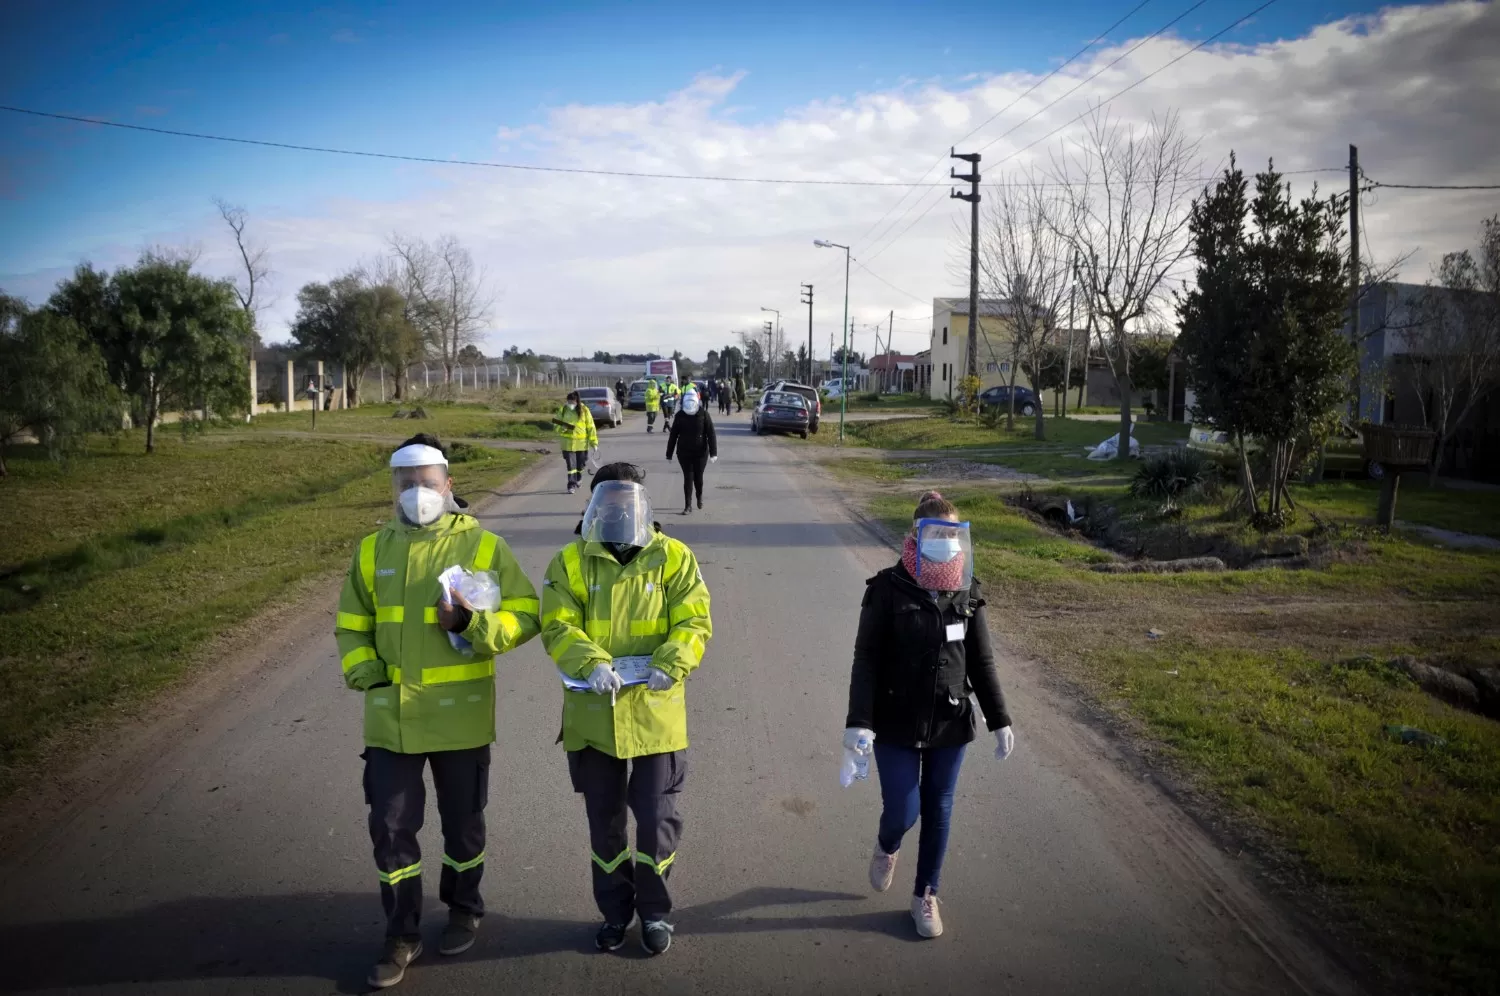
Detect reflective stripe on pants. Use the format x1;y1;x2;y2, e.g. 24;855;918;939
363;745;490;938
568;746;686;924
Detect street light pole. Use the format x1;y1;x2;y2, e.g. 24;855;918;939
760;306;781;385
815;240;851;441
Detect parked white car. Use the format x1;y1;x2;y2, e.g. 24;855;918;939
821;377;853;399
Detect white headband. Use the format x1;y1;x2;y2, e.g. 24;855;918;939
389;443;448;469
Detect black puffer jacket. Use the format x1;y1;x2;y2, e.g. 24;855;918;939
665;409;717;460
845;564;1011;748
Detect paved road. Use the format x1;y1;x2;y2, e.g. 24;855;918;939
1;409;1355;996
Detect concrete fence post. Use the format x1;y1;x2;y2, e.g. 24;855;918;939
284;359;294;412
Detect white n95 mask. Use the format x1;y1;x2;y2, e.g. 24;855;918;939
399;486;448;526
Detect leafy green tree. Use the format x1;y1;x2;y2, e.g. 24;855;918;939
1131;333;1175;414
0;295;121;474
48;254;251;453
290;273;416;406
1177;158;1353;523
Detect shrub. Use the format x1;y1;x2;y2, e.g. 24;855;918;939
1130;448;1213;501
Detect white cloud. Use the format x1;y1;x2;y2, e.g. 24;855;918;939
6;1;1499;361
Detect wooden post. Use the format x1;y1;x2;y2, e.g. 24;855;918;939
1376;472;1400;530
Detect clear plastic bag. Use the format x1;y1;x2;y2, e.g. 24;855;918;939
839;748;870;788
454;569;501;611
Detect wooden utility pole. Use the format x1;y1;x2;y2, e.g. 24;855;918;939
801;283;814;384
1064;251;1078;418
951;148;982;409
1348;144;1362;417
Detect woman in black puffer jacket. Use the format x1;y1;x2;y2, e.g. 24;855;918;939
843;490;1014;939
665;387;717;514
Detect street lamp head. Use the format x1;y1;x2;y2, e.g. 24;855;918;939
813;239;830;248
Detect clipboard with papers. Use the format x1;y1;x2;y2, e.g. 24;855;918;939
558;655;655;692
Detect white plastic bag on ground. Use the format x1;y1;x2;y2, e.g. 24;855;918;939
1086;432;1141;461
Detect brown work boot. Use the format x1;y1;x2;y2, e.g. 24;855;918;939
368;936;422;989
439;911;480;956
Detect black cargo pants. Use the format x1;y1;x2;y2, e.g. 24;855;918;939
568;747;686;925
363;745;489;939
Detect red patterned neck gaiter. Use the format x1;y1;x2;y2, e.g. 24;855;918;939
901;534;968;591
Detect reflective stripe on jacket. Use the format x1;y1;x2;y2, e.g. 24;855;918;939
540;530;712;759
553;404;598;452
334;513;541;753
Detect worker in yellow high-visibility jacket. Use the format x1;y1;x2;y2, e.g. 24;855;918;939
644;381;661;434
552;390;598;495
540;461;712;958
334;433;541;990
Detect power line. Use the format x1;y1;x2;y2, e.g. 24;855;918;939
862;0;1282;267
851;0;1156;250
1366;179;1500;191
853;259;930;306
860;0;1213;262
0;104;943;188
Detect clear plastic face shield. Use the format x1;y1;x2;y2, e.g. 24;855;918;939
912;517;973;591
581;480;653;548
390;444;452;526
681;391;701;415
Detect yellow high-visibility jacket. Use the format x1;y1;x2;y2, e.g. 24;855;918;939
540;529;712;758
553;403;597;452
335;512;540;753
645;384;660;412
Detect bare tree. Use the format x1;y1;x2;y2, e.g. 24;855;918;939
1050;108;1201;458
387;233;492;383
214;199;271;342
367;255;428;400
1400;215;1500;485
980;173;1073;439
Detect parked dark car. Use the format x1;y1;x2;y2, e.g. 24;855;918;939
979;385;1038;416
626;379;649;411
752;390;811;438
769;380;821;433
577;386;622;427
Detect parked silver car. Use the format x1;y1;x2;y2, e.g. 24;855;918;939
578;386;622;428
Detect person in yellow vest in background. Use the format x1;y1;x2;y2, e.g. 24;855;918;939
539;461;712;957
662;379;681;427
334;434;541;990
644;380;661;434
552;390;598;495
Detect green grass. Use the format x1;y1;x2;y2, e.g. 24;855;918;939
1297;480;1500;540
242;401;562;442
840;392;945;412
860;485;1500;992
0;434;536;796
851;415;1189;451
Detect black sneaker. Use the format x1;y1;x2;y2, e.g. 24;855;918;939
696;497;703;510
595;919;630;952
642;920;674;955
368;937;422;989
438;912;479;956
682;505;692;516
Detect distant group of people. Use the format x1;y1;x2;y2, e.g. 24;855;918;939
702;376;744;415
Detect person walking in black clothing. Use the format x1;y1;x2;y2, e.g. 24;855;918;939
664;387;717;514
615;379;627;407
717;380;731;415
842;490;1014;940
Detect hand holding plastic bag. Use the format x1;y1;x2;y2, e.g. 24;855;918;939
453;569;501;612
646;667;676;691
840;728;875;788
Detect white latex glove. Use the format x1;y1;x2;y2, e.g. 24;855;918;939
842;727;875;754
588;663;623;696
646;667;676;691
994;726;1015;760
710;456;718;463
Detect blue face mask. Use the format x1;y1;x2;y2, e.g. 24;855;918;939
919;536;962;563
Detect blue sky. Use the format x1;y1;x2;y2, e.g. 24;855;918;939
1;1;1384;265
3;1;1492;355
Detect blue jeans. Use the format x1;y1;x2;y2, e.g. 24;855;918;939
873;742;967;896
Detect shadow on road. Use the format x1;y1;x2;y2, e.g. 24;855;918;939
8;887;903;992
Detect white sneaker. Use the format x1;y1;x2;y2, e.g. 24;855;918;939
868;843;899;893
911;888;943;938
